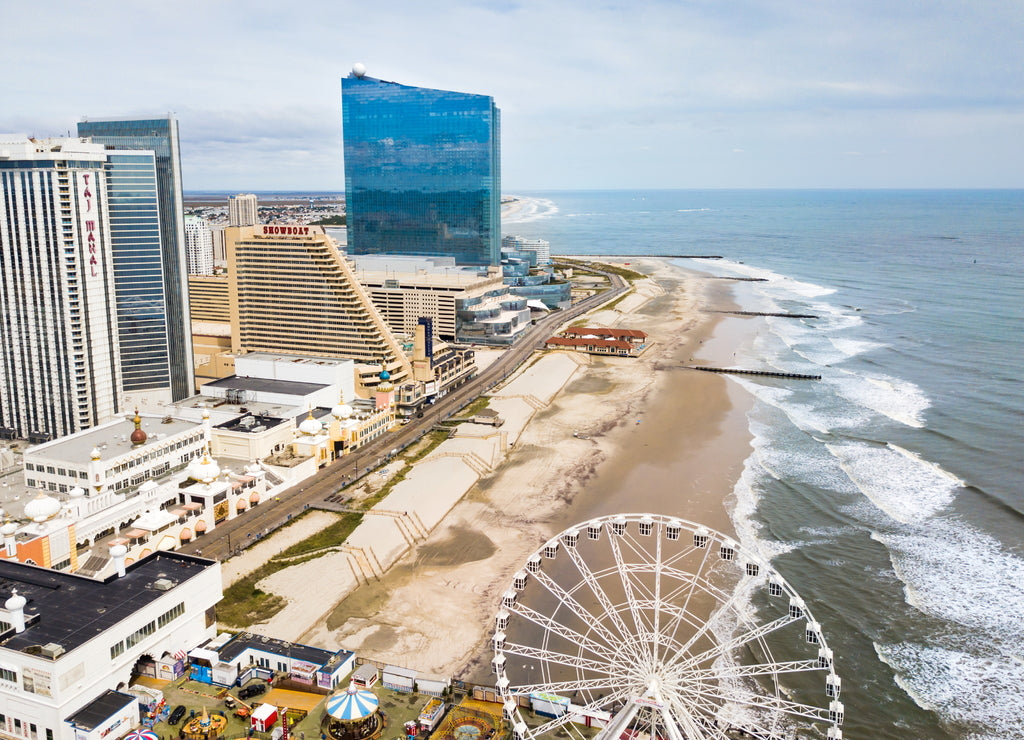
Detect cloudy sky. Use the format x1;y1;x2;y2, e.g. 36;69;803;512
4;0;1022;190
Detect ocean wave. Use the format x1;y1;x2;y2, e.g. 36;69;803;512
831;370;931;428
826;442;960;523
710;259;837;298
734;376;874;433
676;208;712;212
876;641;1024;739
872;521;1023;638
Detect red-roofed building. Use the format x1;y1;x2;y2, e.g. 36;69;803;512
544;336;643;357
560;327;648;345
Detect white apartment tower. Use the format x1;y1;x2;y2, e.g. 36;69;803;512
184;214;214;275
228;193;258;227
0;136;122;441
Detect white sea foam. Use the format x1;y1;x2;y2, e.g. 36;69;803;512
709;259;837;298
876;641;1024;739
735;376;873;434
872;521;1023;637
826;442;959;523
501;196;558;224
676;208;712;213
832;371;931;428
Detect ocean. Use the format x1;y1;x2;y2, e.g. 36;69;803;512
503;190;1024;740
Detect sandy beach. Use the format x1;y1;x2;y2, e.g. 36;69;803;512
227;256;753;681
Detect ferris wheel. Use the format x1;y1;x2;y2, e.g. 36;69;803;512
492;514;844;740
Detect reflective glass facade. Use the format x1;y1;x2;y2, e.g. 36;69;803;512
104;153;171;392
342;75;501;266
78;116;194;400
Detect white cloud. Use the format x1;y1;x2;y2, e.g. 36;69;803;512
3;0;1022;188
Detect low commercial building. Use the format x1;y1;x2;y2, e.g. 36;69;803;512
545;328;649;358
0;551;221;740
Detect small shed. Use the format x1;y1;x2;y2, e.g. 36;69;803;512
382;665;417;693
351;663;379;688
416;674;450;698
251;704;278;733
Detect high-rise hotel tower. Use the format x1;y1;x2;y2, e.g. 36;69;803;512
77;115;194;401
0;137;122;440
342;65;501;266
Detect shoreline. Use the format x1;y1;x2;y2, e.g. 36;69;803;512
226;255;758;680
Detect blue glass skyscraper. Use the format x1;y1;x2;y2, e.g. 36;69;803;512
77;115;194;401
342;69;501;266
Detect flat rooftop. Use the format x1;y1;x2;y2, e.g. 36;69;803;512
217;632;352;669
26;414;200;464
204;375;328;396
242;352;353;367
0;551;215;656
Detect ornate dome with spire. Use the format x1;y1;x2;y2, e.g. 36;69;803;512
299;410;323;436
377;366;394;393
187;447;221;485
130;409;148;447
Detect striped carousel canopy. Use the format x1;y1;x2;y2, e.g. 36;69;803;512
326;684;379;721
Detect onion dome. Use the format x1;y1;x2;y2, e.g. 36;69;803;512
130;409;147;447
377;366;394;393
24;492;61;522
1;521;17;536
68;486;86;498
90;446;102;461
5;589;25;612
299;411;322;436
332;403;354;419
201;405;211;420
109;543;128;558
188;448;220;484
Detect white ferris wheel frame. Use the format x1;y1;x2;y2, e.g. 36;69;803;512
492;514;844;740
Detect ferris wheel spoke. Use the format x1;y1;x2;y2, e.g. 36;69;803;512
507;601;619;661
562;541;643;647
509;675;639;698
605;531;653;638
661;693;728;740
531;568;625;649
682;683;833;724
679;658;825;684
500;640;630;679
676;613;799;672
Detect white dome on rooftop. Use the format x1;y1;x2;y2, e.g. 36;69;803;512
1;521;17;536
68;486;86;498
188;451;220;484
24;492;61;522
109;544;128;558
332;403;354;419
299;413;322;436
352;62;367;78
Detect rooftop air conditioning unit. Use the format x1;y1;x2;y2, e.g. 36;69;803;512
40;643;65;658
152;578;174;591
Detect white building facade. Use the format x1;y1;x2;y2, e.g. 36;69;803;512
0;137;123;442
0;552;221;740
502;234;551;265
183;215;214;275
227;193;258;227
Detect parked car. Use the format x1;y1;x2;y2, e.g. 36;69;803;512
238;682;267;699
168;705;187;725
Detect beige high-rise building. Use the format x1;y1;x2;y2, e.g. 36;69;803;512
228;193;258;226
226;225;411;390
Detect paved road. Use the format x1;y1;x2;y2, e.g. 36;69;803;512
179;265;628;561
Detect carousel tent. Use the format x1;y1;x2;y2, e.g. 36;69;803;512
326;684;379;721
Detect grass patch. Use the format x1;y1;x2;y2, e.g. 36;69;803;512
217;511;362;627
455;397;491;418
276;512;363;558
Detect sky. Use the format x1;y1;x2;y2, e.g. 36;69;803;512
3;0;1023;190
